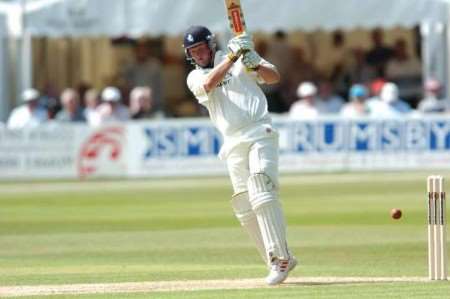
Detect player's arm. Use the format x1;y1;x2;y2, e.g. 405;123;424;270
254;63;280;85
203;56;236;93
243;51;280;85
203;35;253;93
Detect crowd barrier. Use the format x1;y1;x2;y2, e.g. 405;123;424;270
1;116;450;180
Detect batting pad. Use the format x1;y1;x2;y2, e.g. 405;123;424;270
231;192;267;264
248;173;289;261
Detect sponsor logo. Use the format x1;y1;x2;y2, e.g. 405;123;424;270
217;72;232;88
276;119;450;153
144;126;222;158
78;127;125;177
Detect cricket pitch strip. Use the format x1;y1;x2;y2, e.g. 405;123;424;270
0;277;430;297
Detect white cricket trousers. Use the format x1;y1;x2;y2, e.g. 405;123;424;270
226;134;279;194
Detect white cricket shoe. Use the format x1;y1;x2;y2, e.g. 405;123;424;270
265;256;298;285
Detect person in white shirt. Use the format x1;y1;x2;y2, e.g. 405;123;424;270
83;88;100;125
340;84;370;118
417;79;447;113
289;81;320;120
369;82;412;118
184;25;296;285
90;87;129;126
7;88;48;130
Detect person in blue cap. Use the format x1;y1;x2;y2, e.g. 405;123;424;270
340;84;370;118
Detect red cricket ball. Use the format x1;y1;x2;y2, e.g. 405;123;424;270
390;208;402;220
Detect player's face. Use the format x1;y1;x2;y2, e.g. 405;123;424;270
188;43;212;68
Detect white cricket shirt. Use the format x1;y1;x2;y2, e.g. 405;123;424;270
187;51;277;159
7;105;48;130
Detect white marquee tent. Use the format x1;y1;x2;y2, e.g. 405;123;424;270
14;0;450;36
1;0;450;121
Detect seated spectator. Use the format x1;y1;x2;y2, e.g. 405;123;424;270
369;82;412;118
289;82;320;120
386;38;422;102
55;88;86;122
91;87;129;126
368;78;386;101
7;88;48;130
365;78;386;111
417;79;447;113
130;86;161;119
284;47;320;107
340;84;370;118
316;80;344;114
123;41;163;112
40;82;59;119
83;88;100;124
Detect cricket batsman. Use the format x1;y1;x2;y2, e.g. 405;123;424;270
183;25;297;285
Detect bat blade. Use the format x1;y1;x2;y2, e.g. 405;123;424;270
225;0;247;36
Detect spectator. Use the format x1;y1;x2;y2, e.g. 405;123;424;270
386;38;422;102
83;88;100;125
366;28;394;77
417;79;447;113
366;77;386;101
365;78;386;114
327;30;351;97
340;84;370;118
289;82;320;119
257;39;287;113
265;31;293;79
91;87;129;126
7;88;48;130
284;47;319;107
123;41;163;112
316;80;344;114
369;82;412;118
130;86;160;119
346;48;377;85
40;82;59;119
55;88;86;122
317;30;348;79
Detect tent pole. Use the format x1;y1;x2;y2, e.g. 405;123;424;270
446;1;450;101
18;0;32;97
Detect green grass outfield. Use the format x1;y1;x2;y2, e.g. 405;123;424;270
1;172;450;298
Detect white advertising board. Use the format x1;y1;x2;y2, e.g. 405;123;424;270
1;117;450;180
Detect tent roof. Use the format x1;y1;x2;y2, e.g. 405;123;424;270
4;0;450;37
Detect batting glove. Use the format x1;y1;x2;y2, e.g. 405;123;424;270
227;33;254;61
242;50;262;70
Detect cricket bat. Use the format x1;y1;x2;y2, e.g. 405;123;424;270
224;0;247;36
